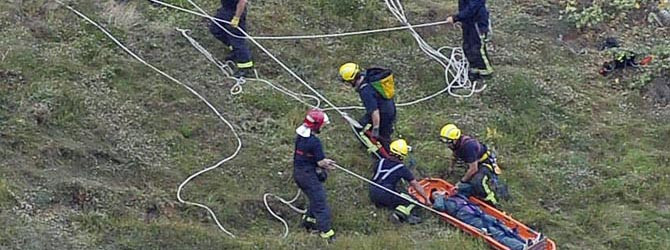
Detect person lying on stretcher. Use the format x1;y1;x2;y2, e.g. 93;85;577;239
432;183;546;250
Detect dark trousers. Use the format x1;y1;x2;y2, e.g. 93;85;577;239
360;111;396;152
469;164;498;205
209;8;253;68
294;168;332;233
369;186;410;209
457;212;526;250
462;22;493;75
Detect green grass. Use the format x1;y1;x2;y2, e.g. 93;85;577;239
0;179;14;207
0;0;669;249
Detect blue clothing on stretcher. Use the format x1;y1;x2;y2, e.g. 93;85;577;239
433;193;526;250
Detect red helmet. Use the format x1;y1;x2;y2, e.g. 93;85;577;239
304;109;329;131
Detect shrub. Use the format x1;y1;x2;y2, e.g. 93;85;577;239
561;0;646;28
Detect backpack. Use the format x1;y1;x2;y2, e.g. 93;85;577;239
365;67;395;99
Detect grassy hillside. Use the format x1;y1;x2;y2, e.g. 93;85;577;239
1;0;669;249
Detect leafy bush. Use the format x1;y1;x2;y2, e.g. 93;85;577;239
561;0;646;28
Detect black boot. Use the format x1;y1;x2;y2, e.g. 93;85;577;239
468;72;482;81
301;215;318;233
224;54;236;62
390;211;404;224
406;214;422;225
234;67;254;78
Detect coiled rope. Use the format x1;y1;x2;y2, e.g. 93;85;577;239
384;0;485;98
60;0;490;239
150;0;483;105
176;29;323;238
183;0;483;238
177;28;321;107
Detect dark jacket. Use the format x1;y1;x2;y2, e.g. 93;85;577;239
453;0;490;33
221;0;240;10
293;135;326;171
357;69;396;116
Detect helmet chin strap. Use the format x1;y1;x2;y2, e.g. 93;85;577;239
352;75;364;88
447;143;456;150
390;153;404;161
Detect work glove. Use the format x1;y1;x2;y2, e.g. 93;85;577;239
371;127;380;139
316;168;328;182
230;16;240;28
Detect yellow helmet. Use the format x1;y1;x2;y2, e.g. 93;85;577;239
339;63;360;81
390;139;412;158
440;124;461;142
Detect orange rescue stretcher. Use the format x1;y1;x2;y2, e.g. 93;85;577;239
408;178;556;250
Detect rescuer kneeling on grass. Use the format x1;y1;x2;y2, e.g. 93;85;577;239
369;139;431;224
439;123;507;207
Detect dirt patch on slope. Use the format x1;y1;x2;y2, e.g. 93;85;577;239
644;75;670;107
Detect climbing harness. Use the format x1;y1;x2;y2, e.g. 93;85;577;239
371;159;405;182
333;163;483;230
59;0;491;239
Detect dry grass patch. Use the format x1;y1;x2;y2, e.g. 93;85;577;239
101;0;141;29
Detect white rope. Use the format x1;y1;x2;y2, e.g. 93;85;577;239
163;0;482;108
57;1;240;238
183;0;480;237
183;1;373;238
384;0;486;98
176;28;235;77
158;0;483;100
263;190;307;238
153;0;484;108
332;163;486;233
63;0;491;239
176;29;324;238
175;28;248;95
319;4;484;112
148;0;448;40
177;28;322;107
